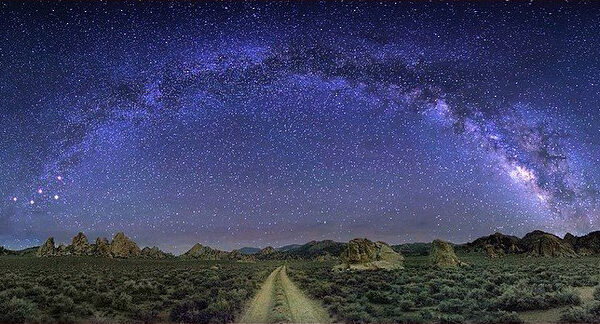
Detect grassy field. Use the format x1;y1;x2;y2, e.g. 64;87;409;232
3;255;600;323
287;254;600;323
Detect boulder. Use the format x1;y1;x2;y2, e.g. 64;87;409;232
429;239;463;267
342;238;376;264
110;232;141;258
71;232;92;255
339;238;404;270
37;237;57;257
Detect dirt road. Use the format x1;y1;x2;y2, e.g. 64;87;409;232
238;266;331;323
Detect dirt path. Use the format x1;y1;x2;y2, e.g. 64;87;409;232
279;266;332;323
238;266;281;323
238;265;332;323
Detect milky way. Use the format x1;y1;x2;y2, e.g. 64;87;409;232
1;1;599;252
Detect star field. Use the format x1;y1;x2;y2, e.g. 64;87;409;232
1;1;599;253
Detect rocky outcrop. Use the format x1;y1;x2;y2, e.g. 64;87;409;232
430;239;463;267
33;232;166;259
484;244;500;258
464;232;522;257
37;237;57;257
568;231;600;255
342;238;377;264
182;243;234;260
110;232;141;258
93;237;112;257
253;246;286;260
70;232;92;255
520;230;577;257
564;233;578;247
338;238;403;270
141;246;171;259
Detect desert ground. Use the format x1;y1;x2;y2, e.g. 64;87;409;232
2;253;600;323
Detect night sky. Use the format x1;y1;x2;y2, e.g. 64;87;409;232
1;1;599;253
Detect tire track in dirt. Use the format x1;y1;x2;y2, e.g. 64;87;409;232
237;265;331;323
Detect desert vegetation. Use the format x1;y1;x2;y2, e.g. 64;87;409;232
287;255;600;323
0;257;277;323
5;243;600;323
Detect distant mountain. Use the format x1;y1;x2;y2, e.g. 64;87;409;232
392;242;431;256
566;231;600;255
182;243;244;260
463;230;579;257
1;245;43;257
284;240;346;260
277;244;302;252
238;244;302;255
462;232;522;257
252;240;346;261
141;246;173;259
12;246;38;256
238;247;261;255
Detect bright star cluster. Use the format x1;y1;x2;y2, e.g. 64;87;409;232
1;1;599;253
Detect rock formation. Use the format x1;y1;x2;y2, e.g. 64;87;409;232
520;230;577;257
70;232;92;255
110;232;141;258
429;239;463;267
93;237;112;257
33;232;172;259
464;232;522;257
141;246;171;259
37;237;57;257
28;229;600;261
182;243;233;260
339;238;403;270
484;244;499;258
566;231;600;255
564;233;578;247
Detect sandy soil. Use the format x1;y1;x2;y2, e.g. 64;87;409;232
238;266;331;323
